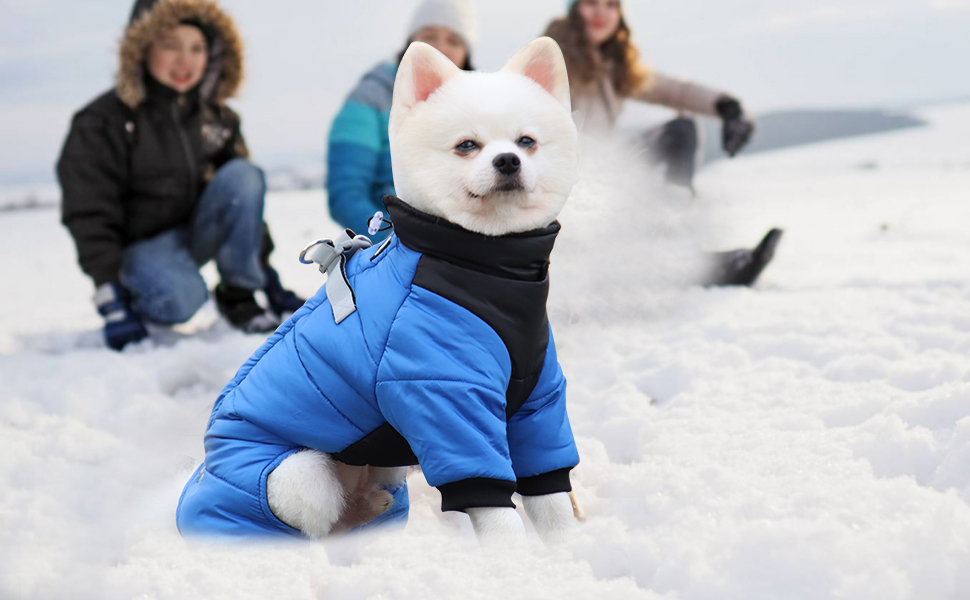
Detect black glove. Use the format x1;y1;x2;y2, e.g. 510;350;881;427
94;283;149;351
715;96;755;157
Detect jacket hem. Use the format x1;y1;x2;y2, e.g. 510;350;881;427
258;448;307;538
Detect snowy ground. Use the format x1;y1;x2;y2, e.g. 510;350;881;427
2;103;969;599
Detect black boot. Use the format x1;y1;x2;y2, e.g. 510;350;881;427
704;228;784;287
214;283;279;333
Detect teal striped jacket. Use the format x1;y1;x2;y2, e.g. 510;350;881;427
326;61;397;240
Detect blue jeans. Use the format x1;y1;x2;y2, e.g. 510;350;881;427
119;159;266;324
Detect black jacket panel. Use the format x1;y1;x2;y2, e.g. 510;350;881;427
57;84;245;286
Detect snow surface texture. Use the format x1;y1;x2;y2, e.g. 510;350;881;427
1;104;969;599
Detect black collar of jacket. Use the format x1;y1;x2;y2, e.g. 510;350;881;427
143;73;201;108
382;194;560;282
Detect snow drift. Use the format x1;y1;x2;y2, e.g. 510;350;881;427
1;104;969;600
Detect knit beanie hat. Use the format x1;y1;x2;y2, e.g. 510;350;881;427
407;0;478;50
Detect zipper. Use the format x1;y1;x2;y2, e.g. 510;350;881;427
171;97;198;196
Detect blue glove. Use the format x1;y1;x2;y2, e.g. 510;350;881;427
94;283;149;351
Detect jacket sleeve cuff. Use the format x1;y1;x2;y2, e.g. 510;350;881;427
438;478;517;512
86;257;122;288
515;467;573;497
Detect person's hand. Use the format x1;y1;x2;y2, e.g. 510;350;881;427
94;283;149;351
716;96;755;157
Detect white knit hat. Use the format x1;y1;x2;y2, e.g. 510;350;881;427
407;0;478;51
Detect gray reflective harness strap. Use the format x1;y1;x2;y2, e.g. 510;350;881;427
299;229;373;324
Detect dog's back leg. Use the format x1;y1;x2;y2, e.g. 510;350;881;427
330;463;396;534
267;449;347;538
368;466;407;489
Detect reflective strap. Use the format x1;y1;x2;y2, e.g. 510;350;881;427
326;255;356;324
300;230;373;324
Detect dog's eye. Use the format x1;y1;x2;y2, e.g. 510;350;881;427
517;136;537;148
455;140;479;152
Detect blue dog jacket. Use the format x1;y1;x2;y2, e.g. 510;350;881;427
176;196;579;538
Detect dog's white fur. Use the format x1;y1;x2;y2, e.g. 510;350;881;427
389;38;578;236
267;450;346;538
466;506;528;548
268;450;406;537
522;492;579;544
267;38;579;546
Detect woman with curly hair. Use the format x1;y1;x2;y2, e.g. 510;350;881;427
545;0;755;192
546;0;780;286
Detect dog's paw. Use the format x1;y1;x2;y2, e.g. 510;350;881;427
332;486;394;534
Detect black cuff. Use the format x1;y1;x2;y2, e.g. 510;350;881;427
516;467;573;496
438;478;517;512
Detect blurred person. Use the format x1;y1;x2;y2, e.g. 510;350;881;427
326;0;476;240
57;0;305;351
545;0;755;193
545;0;779;286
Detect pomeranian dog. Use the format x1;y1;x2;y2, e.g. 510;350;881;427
176;37;581;546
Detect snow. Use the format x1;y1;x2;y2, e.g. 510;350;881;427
2;103;970;599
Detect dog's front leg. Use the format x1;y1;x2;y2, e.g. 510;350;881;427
521;492;579;545
465;506;527;547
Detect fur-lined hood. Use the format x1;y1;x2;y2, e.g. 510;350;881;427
116;0;243;108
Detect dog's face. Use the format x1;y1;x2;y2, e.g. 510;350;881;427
389;38;578;236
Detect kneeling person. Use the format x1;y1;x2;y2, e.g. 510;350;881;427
57;0;302;350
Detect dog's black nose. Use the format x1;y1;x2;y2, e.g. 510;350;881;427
492;153;521;176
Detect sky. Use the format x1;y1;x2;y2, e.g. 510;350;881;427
0;0;968;184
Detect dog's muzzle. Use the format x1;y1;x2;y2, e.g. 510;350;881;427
493;153;521;176
492;153;525;192
494;178;525;193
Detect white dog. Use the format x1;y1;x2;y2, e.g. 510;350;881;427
390;39;577;237
177;38;581;546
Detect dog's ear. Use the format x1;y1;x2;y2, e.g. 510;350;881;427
502;37;571;111
393;41;461;114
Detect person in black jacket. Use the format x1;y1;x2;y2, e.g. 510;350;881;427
57;0;303;350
